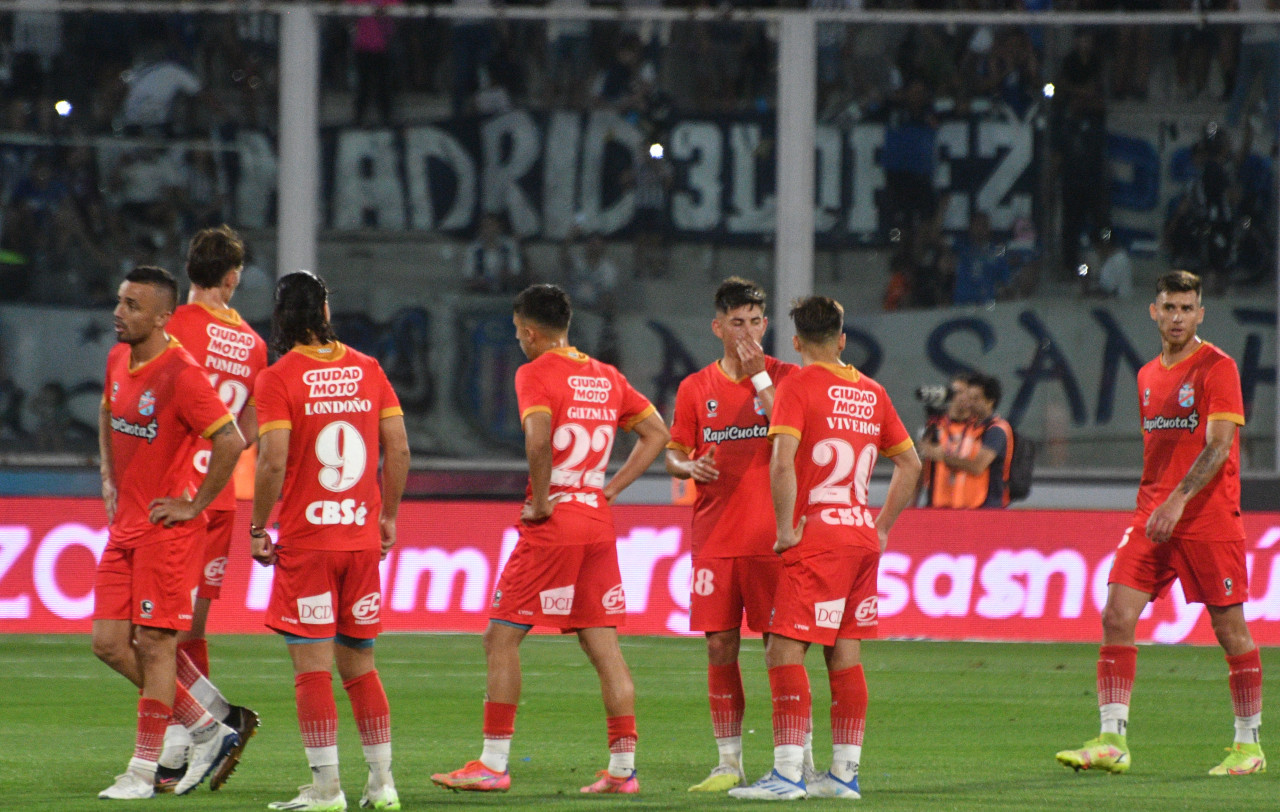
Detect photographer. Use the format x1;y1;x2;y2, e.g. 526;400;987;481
916;372;973;505
920;372;1013;509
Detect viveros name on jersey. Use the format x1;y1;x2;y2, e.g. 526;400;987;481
205;323;256;361
702;424;768;444
303;366;364;398
1143;410;1199;434
568;375;612;403
306;498;369;526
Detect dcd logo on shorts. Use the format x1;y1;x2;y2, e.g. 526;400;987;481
540;585;575;615
352;592;381;622
298;591;334;624
204;556;227;585
814;597;846;629
602;584;626;613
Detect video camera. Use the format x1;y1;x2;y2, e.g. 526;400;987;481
915;384;953;443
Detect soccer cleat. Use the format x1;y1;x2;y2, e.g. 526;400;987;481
727;769;807;800
154;763;185;793
98;771;156;800
1055;733;1130;774
210;706;260;790
802;763;823;786
267;785;348;811
1209;743;1266;776
580;769;640;794
431;760;511;792
359;779;401;810
689;763;746;791
806;769;862;799
175;723;240;795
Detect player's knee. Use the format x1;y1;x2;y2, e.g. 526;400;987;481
91;636;123;666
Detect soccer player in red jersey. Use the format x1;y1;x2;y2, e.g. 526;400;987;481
156;225;267;791
730;296;920;801
94;266;247;800
666;277;803;791
1057;270;1265;777
251;271;410;812
432;284;670;796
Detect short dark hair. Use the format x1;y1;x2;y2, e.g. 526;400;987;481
186;225;245;288
1157;270;1201;298
271;271;338;355
714;276;767;314
513;284;572;332
125;265;178;313
971;372;1002;410
789;296;844;344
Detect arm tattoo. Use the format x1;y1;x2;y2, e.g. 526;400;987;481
1178;443;1228;499
210;422;236;439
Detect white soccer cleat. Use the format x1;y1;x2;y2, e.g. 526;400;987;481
727;769;807;800
359;778;401;810
175;722;240;795
268;784;348;811
806;768;862;799
98;771;155;800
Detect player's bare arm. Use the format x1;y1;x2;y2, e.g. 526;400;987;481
876;446;922;552
378;414;411;558
735;335;781;417
769;433;805;554
522;411;555;522
149;420;246;527
237;401;259;449
665;446;719;483
250;427;290;565
1146;419;1236;543
602;412;670;503
98;403;118;523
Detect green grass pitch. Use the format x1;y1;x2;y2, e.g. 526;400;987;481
0;634;1273;810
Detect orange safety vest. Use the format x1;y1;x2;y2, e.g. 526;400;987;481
929;415;1014;509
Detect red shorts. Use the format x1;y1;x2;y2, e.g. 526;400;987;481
689;554;782;633
1109;524;1249;606
491;511;623;630
94;537;198;630
767;543;880;646
265;546;384;639
192;509;234;600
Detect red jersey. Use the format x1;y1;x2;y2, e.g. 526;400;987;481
515;346;656;536
254;342;403;551
103;338;235;548
768;363;913;554
166;303;267;511
1135;340;1245;542
668;356;797;558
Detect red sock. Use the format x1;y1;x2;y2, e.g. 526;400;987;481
295;670;338;749
708;662;745;739
483;701;517;741
343;670;391;746
171;683;212;730
135;698;171;764
1097;645;1137;707
178;638;210;679
607;715;638;754
1227;648;1263;718
829;665;867;746
768;664;810;748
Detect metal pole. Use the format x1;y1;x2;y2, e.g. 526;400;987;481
277;5;320;279
774;12;817;362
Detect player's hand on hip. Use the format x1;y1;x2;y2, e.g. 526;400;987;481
250;532;277;566
774;515;806;554
689;447;719;483
102;481;118;524
147;497;199;527
1145;499;1184;544
379;515;397;560
521;498;555;523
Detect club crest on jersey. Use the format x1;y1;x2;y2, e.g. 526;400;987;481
1178;383;1195;408
110;382;119;403
1143;388;1150;406
138;390;156;416
705;398;718;417
753;396;765;416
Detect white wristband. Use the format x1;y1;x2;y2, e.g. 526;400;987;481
751;371;773;392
